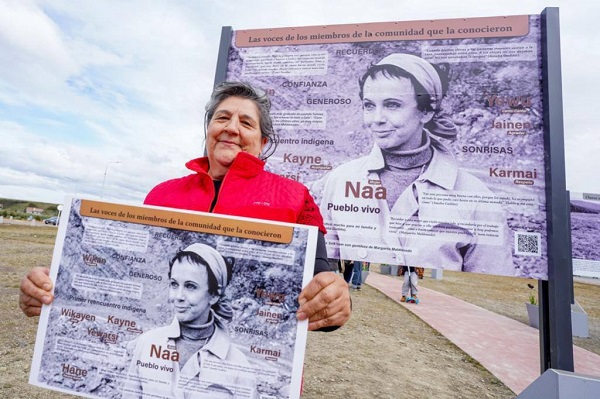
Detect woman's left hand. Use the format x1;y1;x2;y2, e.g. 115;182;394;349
297;272;351;331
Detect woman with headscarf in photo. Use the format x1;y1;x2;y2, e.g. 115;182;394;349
122;243;255;399
320;53;513;275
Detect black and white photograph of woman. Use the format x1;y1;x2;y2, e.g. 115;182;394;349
319;53;514;275
122;243;256;399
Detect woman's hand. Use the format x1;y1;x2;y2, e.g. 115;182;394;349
297;272;351;331
19;267;53;317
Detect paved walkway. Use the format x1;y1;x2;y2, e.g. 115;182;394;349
366;272;600;395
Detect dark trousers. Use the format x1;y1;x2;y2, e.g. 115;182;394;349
343;262;353;283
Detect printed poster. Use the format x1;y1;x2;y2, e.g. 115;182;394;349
30;197;317;399
221;15;549;278
570;192;600;279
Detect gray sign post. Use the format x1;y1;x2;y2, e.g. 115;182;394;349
539;6;574;373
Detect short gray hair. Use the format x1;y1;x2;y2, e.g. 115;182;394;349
205;81;277;159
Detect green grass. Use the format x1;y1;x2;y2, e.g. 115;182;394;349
0;197;60;220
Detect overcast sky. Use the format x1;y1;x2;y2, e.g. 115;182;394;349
1;0;597;205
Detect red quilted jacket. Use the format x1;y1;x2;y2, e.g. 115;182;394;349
144;152;326;233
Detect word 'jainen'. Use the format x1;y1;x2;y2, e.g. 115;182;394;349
485;94;532;108
257;309;283;320
150;344;180;362
491;119;533;130
283;153;322;166
345;182;386;199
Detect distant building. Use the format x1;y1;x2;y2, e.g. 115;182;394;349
25;207;44;215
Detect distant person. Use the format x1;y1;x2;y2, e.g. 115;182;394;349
122;243;256;398
399;265;424;304
328;258;343;274
350;261;367;291
319;53;513;275
342;260;353;285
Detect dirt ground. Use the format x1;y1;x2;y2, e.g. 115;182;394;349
1;223;597;399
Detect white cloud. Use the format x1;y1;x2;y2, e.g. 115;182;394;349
0;0;79;108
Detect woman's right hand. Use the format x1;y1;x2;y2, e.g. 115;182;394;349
19;267;54;317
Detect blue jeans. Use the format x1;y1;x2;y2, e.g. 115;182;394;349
351;261;362;287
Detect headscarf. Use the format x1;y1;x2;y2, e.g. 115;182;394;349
375;53;457;140
182;243;233;322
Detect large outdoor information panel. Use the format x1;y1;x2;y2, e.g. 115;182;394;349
570;192;600;279
30;198;315;399
217;14;550;278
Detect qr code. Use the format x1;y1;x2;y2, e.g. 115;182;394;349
514;232;542;256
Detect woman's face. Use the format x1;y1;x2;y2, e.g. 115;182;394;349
169;259;218;325
362;74;433;151
206;96;267;179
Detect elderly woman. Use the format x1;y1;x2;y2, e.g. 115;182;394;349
20;81;351;331
320;53;513;275
123;243;255;398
